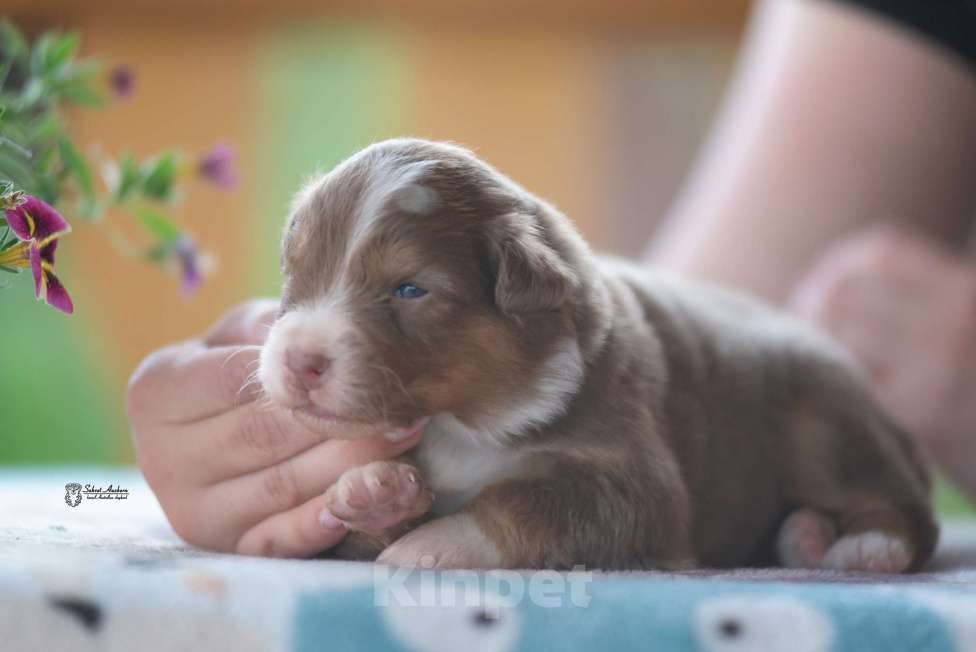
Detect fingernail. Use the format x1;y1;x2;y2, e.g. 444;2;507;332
318;509;344;530
384;417;429;443
383;428;414;443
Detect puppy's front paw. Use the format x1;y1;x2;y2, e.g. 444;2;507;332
323;461;433;535
378;514;503;570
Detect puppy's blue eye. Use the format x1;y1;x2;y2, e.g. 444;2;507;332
394;283;428;299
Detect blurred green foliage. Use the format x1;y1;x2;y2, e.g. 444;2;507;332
0;21;224;300
0;281;121;463
0;22;238;465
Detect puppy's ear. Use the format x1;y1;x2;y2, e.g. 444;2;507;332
490;212;579;314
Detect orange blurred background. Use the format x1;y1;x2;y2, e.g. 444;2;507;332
1;0;749;462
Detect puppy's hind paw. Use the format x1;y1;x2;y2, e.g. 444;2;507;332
822;531;913;574
323;461;433;535
776;509;837;569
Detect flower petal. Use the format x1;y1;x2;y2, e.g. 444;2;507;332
44;271;74;314
4;205;32;241
28;242;43;298
5;196;70;241
176;237;203;295
39;237;59;265
197;143;239;190
109;65;135;100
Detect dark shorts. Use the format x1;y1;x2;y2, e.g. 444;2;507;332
830;0;976;70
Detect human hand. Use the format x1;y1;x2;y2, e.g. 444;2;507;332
127;299;425;557
790;227;976;498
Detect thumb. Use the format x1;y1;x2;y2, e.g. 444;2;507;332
204;299;280;347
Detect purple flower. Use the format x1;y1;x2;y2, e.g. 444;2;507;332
0;196;73;314
175;237;202;296
196;143;239;190
109;65;135;100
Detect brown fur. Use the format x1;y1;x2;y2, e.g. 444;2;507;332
262;138;937;571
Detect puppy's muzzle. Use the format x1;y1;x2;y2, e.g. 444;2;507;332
285;349;331;391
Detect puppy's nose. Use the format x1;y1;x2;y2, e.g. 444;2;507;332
286;350;330;390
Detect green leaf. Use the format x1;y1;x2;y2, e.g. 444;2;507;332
56;80;104;108
0;134;32;161
29;32;55;77
113;153;142;203
58;138;96;212
144;240;175;263
0;92;20;115
29;32;80;79
140;152;179;201
27;109;63;145
52;60;104;108
16;77;44;109
46;33;80;73
0;117;32;151
0;148;33;187
0;21;29;69
0;230;17;251
137;209;183;245
32;175;59;205
35;146;57;175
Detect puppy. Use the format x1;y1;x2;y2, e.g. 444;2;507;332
259;138;937;572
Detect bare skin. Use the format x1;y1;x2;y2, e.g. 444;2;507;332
791;227;976;502
127;300;423;557
647;0;976;501
649;0;976;299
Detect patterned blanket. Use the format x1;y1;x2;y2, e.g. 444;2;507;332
2;467;975;651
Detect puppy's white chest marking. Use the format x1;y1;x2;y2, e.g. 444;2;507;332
414;414;531;517
412;339;581;516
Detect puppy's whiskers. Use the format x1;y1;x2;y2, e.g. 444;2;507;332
347;376;390;424
368;362;414;407
237;366;263;403
220;346;253;369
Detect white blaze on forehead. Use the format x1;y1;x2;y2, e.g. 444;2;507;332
394;183;438;215
350;156;439;248
287;153;440;302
